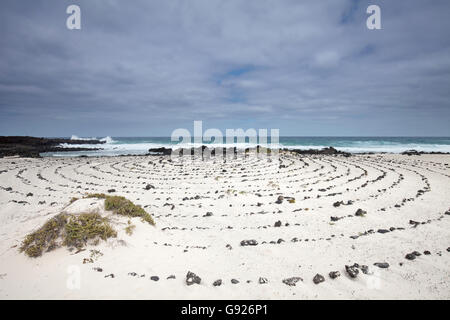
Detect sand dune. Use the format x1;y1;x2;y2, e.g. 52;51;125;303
0;152;449;299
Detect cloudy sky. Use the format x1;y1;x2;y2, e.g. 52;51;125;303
1;0;450;137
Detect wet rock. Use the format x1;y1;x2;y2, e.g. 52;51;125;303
374;262;390;269
329;271;340;279
186;271;201;286
345;265;359;278
213;279;222;286
355;209;366;217
150;276;159;281
231;279;239;284
282;277;303;286
313;274;325;284
240;239;258;246
258;277;268;284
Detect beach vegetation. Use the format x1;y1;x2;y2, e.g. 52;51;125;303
86;193;155;225
20;213;116;258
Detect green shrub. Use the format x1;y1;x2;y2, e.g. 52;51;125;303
20;212;116;258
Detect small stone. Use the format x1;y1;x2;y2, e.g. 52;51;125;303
167;275;176;279
377;229;390;234
128;272;137;276
150;276;159;281
186;271;201;286
313;274;325;284
26;192;33;197
258;277;268;284
231;279;239;284
282;277;303;286
107;189;116;193
213;279;222;286
274;220;282;227
423;251;431;255
240;239;258;246
360;265;370;274
93;267;103;272
412;251;421;256
226;244;232;250
374;262;390;269
345;265;359;278
145;184;155;190
329;271;340;279
405;253;416;260
355;208;366;217
447;247;450;252
275;196;284;204
104;273;114;278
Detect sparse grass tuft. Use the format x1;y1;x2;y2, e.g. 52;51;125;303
69;197;79;204
85;193;107;199
125;220;136;236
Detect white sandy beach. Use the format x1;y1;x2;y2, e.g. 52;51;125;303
0;152;449;299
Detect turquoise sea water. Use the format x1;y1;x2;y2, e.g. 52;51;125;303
44;136;450;157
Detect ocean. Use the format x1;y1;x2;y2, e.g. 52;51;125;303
42;136;450;157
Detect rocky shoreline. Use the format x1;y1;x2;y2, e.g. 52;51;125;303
0;136;105;158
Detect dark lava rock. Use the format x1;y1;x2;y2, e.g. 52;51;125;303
213;279;222;286
258;277;268;284
150;276;159;281
240;239;258;246
333;201;343;207
345;265;359;278
374;262;390;269
355;208;366;216
329;271;341;279
231;279;239;284
405;253;416;260
313;274;325;284
186;271;201;286
274;220;282;227
0;136;105;158
282;277;303;286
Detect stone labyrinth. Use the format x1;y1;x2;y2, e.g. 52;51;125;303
0;152;449;295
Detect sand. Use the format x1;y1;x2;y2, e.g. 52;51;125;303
0;152;449;299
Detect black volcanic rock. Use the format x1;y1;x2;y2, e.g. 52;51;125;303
0;136;105;158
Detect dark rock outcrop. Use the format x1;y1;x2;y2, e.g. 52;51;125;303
0;136;105;158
